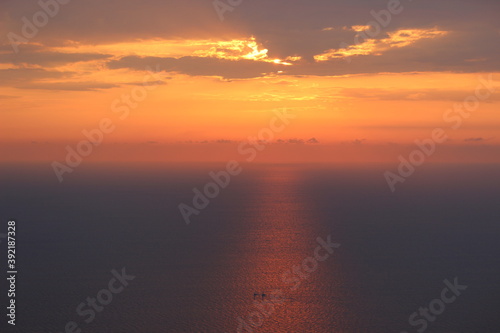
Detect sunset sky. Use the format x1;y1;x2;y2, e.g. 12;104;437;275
1;0;499;163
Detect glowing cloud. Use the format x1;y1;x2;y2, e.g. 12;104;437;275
48;37;294;66
314;28;448;61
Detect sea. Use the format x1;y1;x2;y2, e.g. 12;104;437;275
1;162;499;332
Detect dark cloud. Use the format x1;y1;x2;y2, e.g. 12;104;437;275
108;30;500;79
1;0;231;46
107;55;285;79
0;68;73;86
1;0;499;76
16;82;119;91
215;139;235;144
463;137;494;143
280;31;500;76
0;67;117;91
285;139;305;144
341;138;367;145
123;80;170;87
0;48;112;67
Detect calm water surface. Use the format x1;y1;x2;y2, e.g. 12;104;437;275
1;163;500;332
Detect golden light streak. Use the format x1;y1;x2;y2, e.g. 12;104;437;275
314;28;448;61
49;37;293;65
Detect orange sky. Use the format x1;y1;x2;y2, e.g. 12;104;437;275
1;0;499;163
